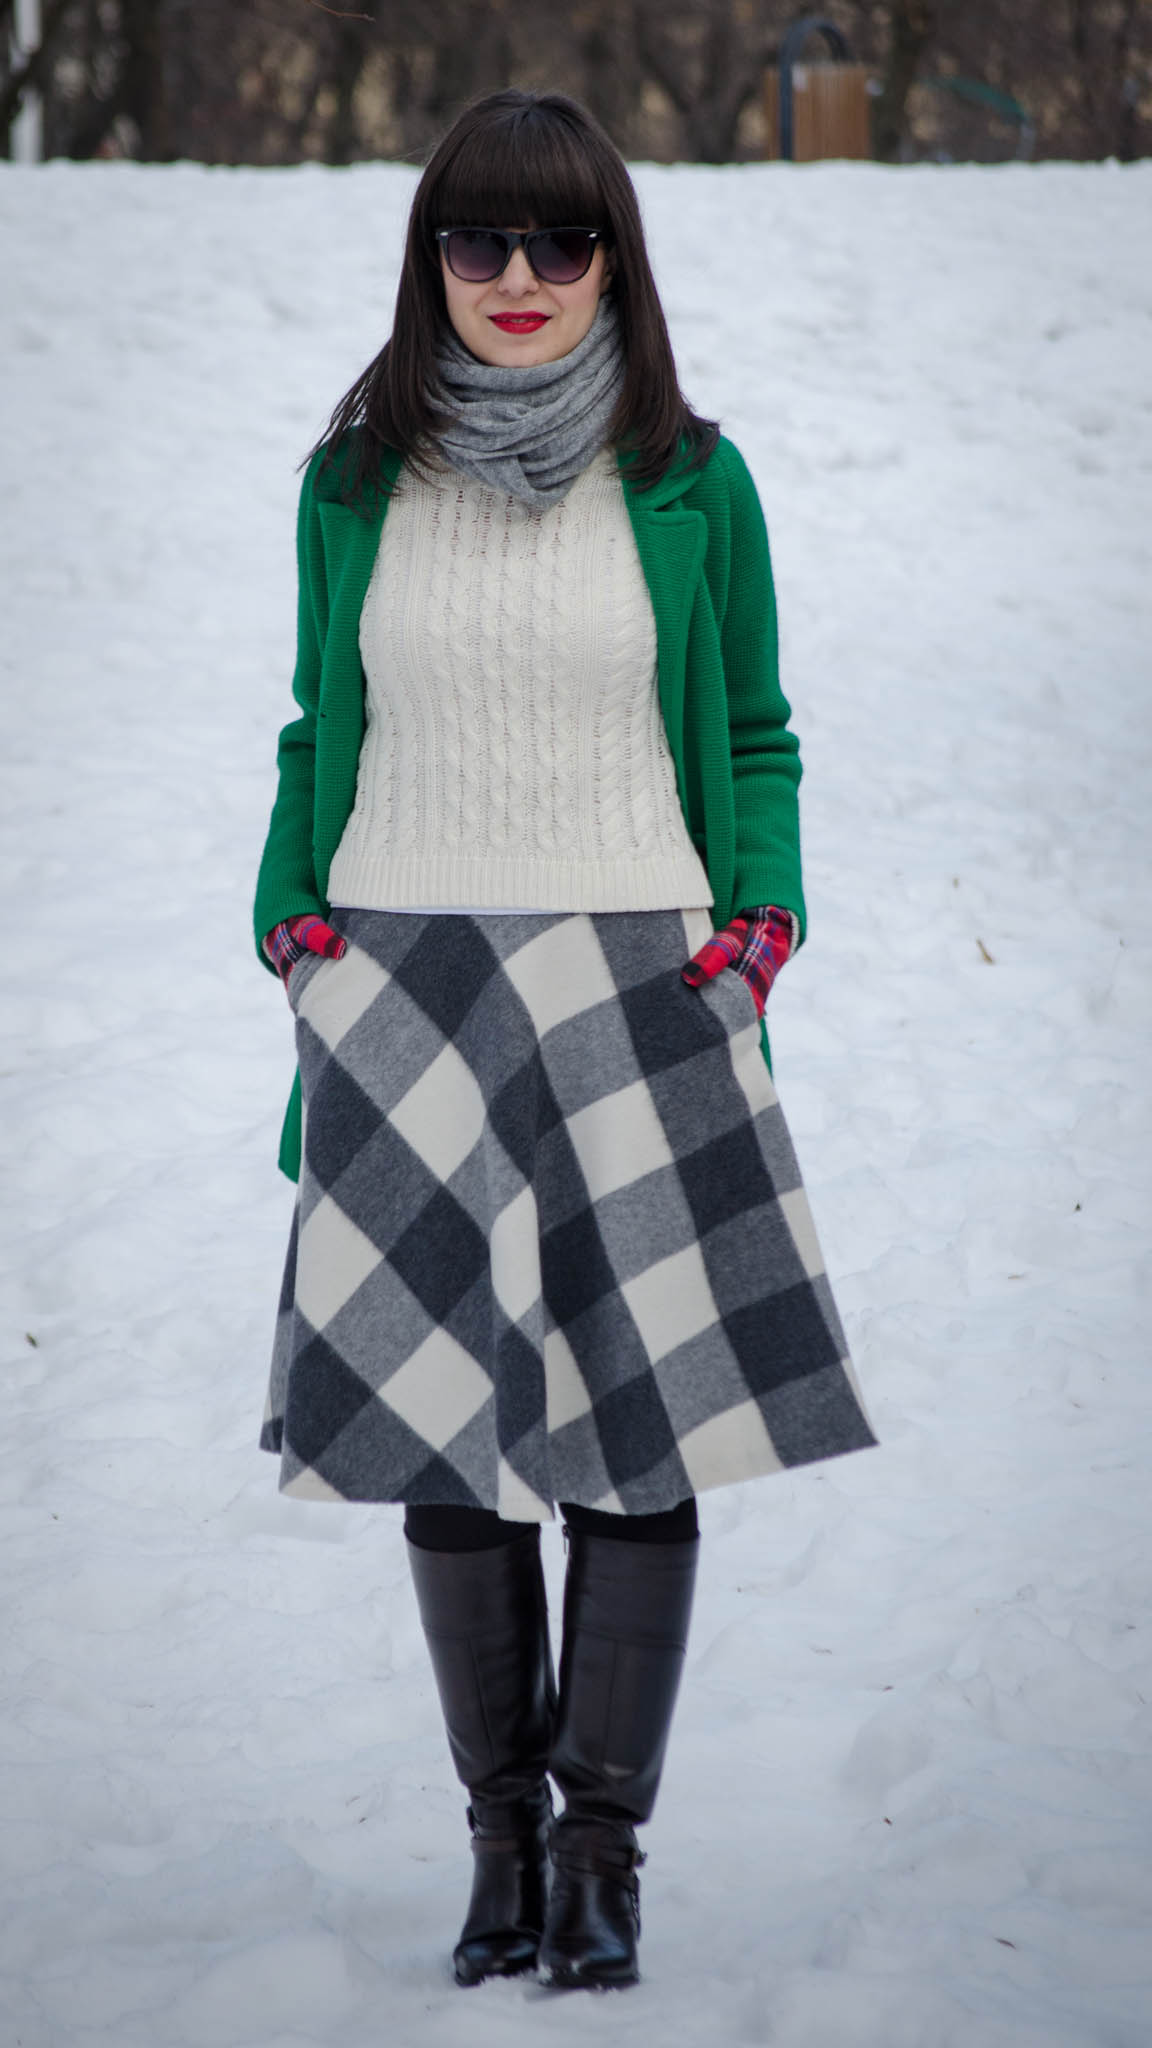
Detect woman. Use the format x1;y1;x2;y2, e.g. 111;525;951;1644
253;88;877;1992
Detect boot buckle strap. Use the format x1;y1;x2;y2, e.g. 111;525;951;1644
550;1831;647;1881
466;1801;550;1850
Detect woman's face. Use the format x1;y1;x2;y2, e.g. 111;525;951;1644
439;227;611;368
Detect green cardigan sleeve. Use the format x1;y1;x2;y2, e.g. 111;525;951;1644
713;440;807;947
252;450;331;971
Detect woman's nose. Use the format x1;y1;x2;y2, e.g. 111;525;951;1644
498;246;538;296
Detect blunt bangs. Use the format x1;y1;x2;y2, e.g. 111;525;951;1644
419;105;611;237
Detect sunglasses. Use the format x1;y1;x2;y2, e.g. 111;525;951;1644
435;226;605;286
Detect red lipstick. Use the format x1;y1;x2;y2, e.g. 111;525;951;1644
489;313;550;333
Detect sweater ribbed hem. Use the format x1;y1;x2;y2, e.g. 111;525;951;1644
325;847;715;914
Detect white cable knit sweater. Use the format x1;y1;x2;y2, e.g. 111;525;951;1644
325;448;714;916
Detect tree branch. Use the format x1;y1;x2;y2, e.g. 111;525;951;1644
303;0;375;20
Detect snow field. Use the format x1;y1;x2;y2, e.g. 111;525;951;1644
1;157;1151;2044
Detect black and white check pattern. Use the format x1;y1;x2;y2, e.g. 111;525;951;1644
260;906;877;1518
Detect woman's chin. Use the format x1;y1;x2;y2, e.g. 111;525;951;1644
478;337;560;368
458;318;584;370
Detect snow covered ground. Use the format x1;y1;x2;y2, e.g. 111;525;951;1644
2;156;1151;2047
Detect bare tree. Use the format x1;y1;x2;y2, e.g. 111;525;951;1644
636;0;773;162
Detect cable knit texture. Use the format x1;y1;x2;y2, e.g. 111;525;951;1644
326;449;714;914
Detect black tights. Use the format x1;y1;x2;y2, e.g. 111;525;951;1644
405;1497;698;1551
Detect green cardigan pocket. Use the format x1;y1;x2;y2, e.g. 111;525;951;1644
279;1068;304;1182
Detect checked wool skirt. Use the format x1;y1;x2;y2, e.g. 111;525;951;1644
260;904;877;1518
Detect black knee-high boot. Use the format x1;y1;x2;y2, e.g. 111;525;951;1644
405;1528;557;1986
538;1524;700;1990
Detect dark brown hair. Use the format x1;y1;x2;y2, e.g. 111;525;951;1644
310;88;718;506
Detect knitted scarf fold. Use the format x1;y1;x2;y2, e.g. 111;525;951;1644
430;296;625;509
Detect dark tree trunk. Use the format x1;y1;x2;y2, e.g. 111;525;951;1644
1103;0;1142;159
324;20;368;165
581;4;643;153
122;0;167;159
872;0;939;162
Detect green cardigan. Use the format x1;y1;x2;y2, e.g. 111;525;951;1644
255;432;806;1180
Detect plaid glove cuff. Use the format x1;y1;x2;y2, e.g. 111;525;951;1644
262;914;347;983
680;905;798;1017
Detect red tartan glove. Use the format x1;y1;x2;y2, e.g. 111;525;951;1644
681;906;798;1018
263;914;347;984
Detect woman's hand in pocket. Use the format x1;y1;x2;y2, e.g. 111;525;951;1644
681;906;797;1018
262;914;347;986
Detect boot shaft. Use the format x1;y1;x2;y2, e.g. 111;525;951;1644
551;1526;700;1828
406;1528;557;1803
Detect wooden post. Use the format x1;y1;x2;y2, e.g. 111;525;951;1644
764;61;871;161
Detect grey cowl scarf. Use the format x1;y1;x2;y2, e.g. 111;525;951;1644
430;296;625;509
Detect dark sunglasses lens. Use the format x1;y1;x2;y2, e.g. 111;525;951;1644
529;229;596;283
443;229;508;281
